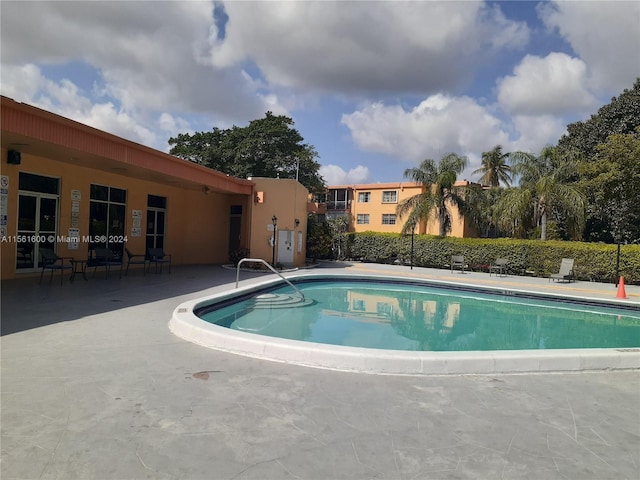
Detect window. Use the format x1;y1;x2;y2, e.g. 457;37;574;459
352;299;365;311
356;214;370;224
19;172;59;195
147;194;167;209
327;188;350;210
90;184;126;254
382;214;396;225
382;190;397;203
376;302;393;315
358;192;371;203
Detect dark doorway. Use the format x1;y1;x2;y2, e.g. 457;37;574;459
228;205;242;259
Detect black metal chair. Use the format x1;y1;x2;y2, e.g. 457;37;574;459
91;247;123;279
39;248;72;285
124;247;148;276
17;242;34;267
147;247;172;274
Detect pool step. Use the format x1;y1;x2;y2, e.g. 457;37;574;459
250;293;314;309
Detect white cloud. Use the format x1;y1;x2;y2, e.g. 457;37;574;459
83;103;158;147
0;64;43;100
211;1;528;94
0;1;283;122
509;115;567;154
539;1;640;93
320;165;370;185
341;95;510;168
497;53;598;116
1;64;170;149
3;0;630;187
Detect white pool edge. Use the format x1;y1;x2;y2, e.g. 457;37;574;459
170;273;640;375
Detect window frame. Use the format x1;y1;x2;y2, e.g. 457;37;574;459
89;184;127;254
381;190;398;204
358;192;371;203
356;214;370;225
381;214;397;225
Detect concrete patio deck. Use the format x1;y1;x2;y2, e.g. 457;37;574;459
2;262;639;479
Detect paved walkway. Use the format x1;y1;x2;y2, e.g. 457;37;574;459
2;263;639;479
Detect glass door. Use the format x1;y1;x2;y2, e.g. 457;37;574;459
145;195;167;256
16;194;58;271
146;209;166;253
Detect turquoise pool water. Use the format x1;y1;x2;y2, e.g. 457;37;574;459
196;280;640;352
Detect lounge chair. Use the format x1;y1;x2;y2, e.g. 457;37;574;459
39;248;72;285
124;247;147;276
451;255;465;273
489;258;509;277
91;247;123;279
550;258;575;283
148;247;172;274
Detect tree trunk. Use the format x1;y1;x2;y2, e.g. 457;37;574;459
540;211;547;241
439;209;447;237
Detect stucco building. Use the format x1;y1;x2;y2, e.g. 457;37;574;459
317;182;478;237
1;96;308;281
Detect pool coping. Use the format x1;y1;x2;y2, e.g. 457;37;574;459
169;272;640;376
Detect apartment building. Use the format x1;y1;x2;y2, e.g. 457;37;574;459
319;181;479;238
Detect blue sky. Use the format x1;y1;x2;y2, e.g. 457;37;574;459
2;1;639;185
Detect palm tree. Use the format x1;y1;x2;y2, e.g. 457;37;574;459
473;145;513;187
506;146;585;240
463;186;510;237
397;153;467;236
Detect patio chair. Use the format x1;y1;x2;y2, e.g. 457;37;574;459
451;255;466;273
91;247;123;279
39;248;72;285
489;258;509;277
549;258;575;283
17;242;34;267
124;247;148;277
147;247;172;274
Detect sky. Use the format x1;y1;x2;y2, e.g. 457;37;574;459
1;1;639;186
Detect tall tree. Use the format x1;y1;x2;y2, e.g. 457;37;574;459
396;153;467;237
168;112;325;192
508;146;585;241
557;78;640;160
463;186;510;238
306;213;333;260
328;216;349;260
472;145;513;187
578;128;640;243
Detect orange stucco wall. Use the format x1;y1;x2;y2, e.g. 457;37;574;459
0;148;249;279
249;178;309;266
349;183;424;233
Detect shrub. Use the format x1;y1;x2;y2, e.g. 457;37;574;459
345;233;640;284
229;247;250;266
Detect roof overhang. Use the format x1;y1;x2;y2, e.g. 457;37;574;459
1;96;253;196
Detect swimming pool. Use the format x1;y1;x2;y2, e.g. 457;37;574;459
170;273;640;375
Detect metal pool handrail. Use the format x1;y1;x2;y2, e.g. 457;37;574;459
235;258;305;301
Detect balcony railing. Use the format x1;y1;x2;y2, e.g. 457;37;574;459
326;200;351;211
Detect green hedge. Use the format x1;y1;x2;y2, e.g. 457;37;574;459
346;232;640;284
